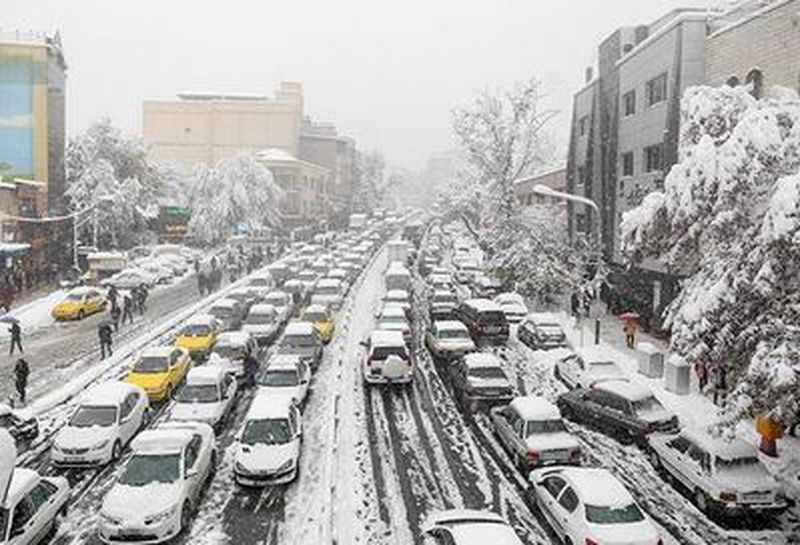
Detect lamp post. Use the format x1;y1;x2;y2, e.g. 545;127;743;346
528;182;604;344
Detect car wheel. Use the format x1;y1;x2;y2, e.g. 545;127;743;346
111;440;122;461
553;366;562;381
648;449;662;471
180;502;192;533
78;309;85;320
694;489;710;514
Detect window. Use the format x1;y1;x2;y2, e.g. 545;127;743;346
687;445;711;472
184;435;201;470
746;69;763;99
578;116;589;137
621;152;634;177
646;73;668;106
542;476;567;499
668;436;692;454
576;165;586;186
558;487;580;512
623;90;636;117
29;482;56;510
644;144;663;173
10;497;33;537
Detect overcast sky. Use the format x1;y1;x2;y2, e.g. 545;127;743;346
5;0;712;169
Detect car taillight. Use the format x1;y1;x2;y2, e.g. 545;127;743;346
526;449;540;464
657;539;664;545
720;491;738;502
569;448;581;461
585;539;599;545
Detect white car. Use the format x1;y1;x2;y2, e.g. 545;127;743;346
154;255;188;277
555;346;626;389
257;355;311;405
241;304;281;345
233;394;302;486
493;293;527;323
376;304;412;346
311;278;344;310
529;467;661;545
327;268;349;284
98;422;216;544
0;466;70;545
424;320;476;361
169;365;237;432
648;428;788;517
296;270;319;292
246;271;273;290
138;261;173;284
103;268;155;290
263;290;292;324
423;510;523;545
383;289;411;315
211;332;259;379
52;382;150;467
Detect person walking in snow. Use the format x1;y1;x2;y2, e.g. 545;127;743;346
570;291;581;318
8;321;23;355
98;322;114;359
107;285;119;311
622;319;637;349
110;304;121;332
712;364;728;405
122;293;134;325
13;357;29;405
695;359;709;392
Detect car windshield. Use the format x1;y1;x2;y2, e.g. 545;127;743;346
387;294;408;303
589;361;616;370
584;503;645;524
526;419;567;435
213;345;244;359
265;295;286;306
241;418;291;445
716;456;760;470
249;278;271;287
434;294;456;304
211;307;232;318
70;405;117;427
119;454;181;486
468;366;506;380
182;324;211;337
440;328;470;340
372;346;407;360
246;313;275;325
134;356;168;373
632;396;666;416
303;311;325;322
175;384;219;403
316;285;340;296
480;311;506;324
66;293;85;301
259;369;298;387
282;334;315;347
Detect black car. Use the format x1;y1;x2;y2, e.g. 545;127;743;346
450;353;515;414
0;404;39;443
454;299;509;346
557;380;679;446
517;314;567;351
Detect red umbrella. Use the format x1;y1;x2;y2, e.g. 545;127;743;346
619;311;640;321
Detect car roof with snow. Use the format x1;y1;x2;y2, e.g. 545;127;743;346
680;427;757;459
184;313;218;326
509;396;561;421
575;344;618;363
370;329;405;347
81;381;143;406
265;289;289;298
435;320;469;332
131;427;195;454
386;289;409;298
463;352;503;369
266;355;302;370
284;321;315;336
463;298;502;312
211;298;239;309
542;467;635;507
217;331;252;345
426;510;521;545
525;312;561;325
186;365;228;385
495;292;523;303
248;303;277;315
303;303;329;315
595;379;649;401
140;346;178;359
380;304;407;318
385;263;410;274
317;278;342;288
67;286;102;296
246;392;295;419
4;467;41;507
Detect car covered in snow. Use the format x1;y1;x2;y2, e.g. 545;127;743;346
168;365;237;432
554;345;626;389
376;304;412;346
517;313;567;351
210;332;259;379
276;322;323;372
257;355;311;406
429;289;459;321
301;304;335;344
471;275;503;299
127;346;192;402
233;394;302;486
422;510;524;545
51;287;107;321
241;304;280;345
0;405;38;444
648;428;788;518
362;330;414;386
52;382;150;467
207;298;245;332
454;299;509;346
492;292;527;324
557;380;679;445
98;422;217;544
262;290;292;325
528;466;661;545
246;271;273;290
490;396;580;471
174;314;220;358
424;320;476;362
450;353;514;414
102;268;155;290
0;466;70;545
138;261;174;284
225;288;262;313
384;263;411;293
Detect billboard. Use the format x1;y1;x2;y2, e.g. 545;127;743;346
0;56;35;177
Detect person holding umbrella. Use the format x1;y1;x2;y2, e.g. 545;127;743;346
6;318;23;355
620;312;639;349
98;321;114;359
13;357;29;405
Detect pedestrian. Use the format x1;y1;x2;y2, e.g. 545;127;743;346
135;285;148;314
570;291;581;318
122;293;134;325
107;285;119;311
243;352;259;388
695;360;709;392
712;364;728;405
110;304;121;332
13;357;29;406
197;272;207;296
98;322;113;359
622;319;637;349
8;321;23;355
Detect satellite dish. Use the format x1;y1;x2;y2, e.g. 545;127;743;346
0;429;16;507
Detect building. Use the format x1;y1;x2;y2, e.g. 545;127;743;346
299;118;355;220
566;9;708;329
0;29;67;215
514;165;567;206
255;148;331;228
706;0;800;96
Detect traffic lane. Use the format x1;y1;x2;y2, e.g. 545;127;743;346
0;274;203;404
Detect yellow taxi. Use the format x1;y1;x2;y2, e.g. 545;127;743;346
302;304;335;344
174;314;220;358
51;287;107;321
127;346;191;402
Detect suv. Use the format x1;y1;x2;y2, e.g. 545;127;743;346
425;320;475;362
362;330;414;385
454;299;509;346
450;353;514;414
517;313;566;350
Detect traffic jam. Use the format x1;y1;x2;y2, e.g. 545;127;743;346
0;211;795;545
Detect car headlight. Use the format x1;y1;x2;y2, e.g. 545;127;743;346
100;512;124;526
276;458;294;473
144;506;177;526
93;439;110;451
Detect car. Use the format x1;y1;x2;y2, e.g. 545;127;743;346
168;365;237;432
283;279;308;307
154;255;188;277
425;320;476;362
51;287;107;321
246;271;274;289
296;270;319;292
490;396;580;471
557;380;679;445
327;268;349;285
0;465;70;545
0;404;38;444
384;263;411;292
138;261;173;284
277;321;324;371
207;298;245;331
127;346;192;402
429;289;459;321
257;355;311;405
233;394;302;486
264;263;290;287
174;314;220;358
517;313;567;350
450;353;514;414
241;304;281;345
454;299;510;346
383;289;411;317
362;330;414;385
529;467;662;545
376;304;412;346
493;293;527;324
422;510;524;545
311;279;344;311
554;346;626;389
262;290;292;324
226;288;261;313
454;261;481;284
98;422;217;544
52;382;150;467
210;331;259;379
648;428;788;518
429;274;454;295
301;304;335;344
102;268;155;290
472;275;503;299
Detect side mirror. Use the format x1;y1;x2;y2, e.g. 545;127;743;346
359;340;368;348
186;468;199;478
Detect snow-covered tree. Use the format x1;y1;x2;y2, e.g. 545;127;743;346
155;162;192;208
621;85;800;426
351;150;385;213
187;153;284;245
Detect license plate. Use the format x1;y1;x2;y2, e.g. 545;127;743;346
742;492;771;503
484;327;500;333
541;449;568;461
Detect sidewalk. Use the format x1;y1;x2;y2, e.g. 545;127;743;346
0;287;65;341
